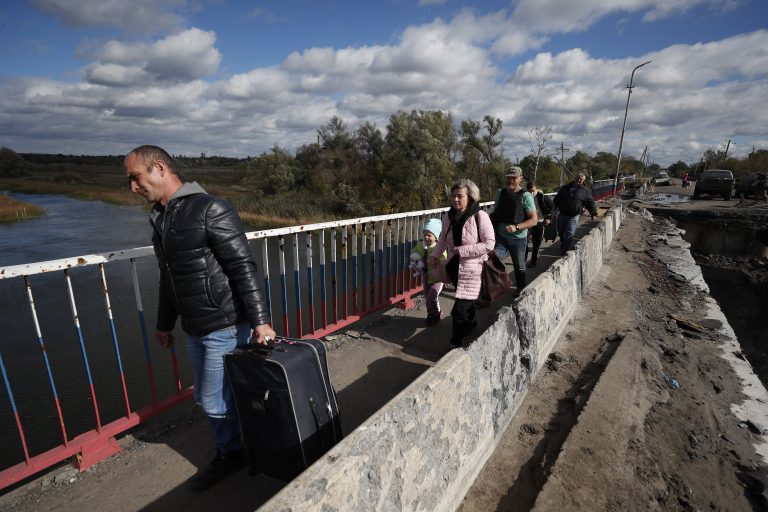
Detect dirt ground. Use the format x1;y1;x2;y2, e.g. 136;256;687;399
460;209;768;511
2;186;767;511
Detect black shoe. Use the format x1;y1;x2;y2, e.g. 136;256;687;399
186;449;246;492
426;313;441;325
528;259;537;268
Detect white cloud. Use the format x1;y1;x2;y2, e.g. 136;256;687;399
3;3;768;164
30;0;187;34
84;28;221;85
492;0;742;56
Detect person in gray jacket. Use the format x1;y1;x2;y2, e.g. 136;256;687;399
125;145;276;491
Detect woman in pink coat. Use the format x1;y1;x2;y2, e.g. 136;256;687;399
430;179;496;349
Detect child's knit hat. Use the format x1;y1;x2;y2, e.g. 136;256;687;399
423;218;442;239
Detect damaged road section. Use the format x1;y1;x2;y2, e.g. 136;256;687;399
463;208;768;512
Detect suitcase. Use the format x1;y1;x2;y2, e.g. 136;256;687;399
224;336;343;481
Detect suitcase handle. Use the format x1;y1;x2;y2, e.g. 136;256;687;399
245;341;280;355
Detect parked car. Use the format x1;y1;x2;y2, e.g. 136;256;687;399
693;169;734;200
653;171;671;186
735;172;767;199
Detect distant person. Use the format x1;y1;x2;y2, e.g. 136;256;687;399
410;218;447;325
430;179;495;349
489;166;537;289
552;171;597;256
649;177;656;193
755;173;768;201
682;173;691;188
525;181;553;268
124;145;275;491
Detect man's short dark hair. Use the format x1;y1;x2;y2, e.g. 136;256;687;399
129;145;181;176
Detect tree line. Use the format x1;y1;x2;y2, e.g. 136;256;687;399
2;110;766;222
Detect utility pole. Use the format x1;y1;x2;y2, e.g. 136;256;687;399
722;139;731;162
559;142;570;186
614;60;651;197
638;146;649;179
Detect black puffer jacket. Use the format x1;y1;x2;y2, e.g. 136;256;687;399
150;183;270;336
553;182;597;217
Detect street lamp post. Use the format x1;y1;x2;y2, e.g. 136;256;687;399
613;60;651;197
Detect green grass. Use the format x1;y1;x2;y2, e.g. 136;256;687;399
0;165;329;229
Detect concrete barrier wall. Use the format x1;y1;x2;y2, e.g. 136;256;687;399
261;205;625;512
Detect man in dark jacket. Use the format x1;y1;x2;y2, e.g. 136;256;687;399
552;171;597;256
125;145;275;491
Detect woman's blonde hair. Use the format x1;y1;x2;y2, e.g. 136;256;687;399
450;179;480;203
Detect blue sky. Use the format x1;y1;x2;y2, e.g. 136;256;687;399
1;0;767;165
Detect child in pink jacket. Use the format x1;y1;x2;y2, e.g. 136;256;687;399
410;218;447;325
430;179;496;348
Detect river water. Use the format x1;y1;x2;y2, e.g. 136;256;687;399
0;192;177;471
0;193;152;267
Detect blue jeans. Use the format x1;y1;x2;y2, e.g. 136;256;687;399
494;236;527;288
557;214;580;255
187;322;251;453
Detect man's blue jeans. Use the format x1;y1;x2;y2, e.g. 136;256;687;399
494;236;527;288
557;214;580;255
186;322;251;453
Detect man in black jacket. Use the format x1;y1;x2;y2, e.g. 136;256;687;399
125;145;275;491
552;171;597;256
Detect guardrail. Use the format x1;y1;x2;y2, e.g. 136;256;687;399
591;177;630;200
0;180;623;489
0;203;496;489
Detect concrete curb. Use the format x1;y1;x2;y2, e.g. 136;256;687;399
260;206;625;511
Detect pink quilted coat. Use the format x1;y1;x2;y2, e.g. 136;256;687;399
432;209;496;300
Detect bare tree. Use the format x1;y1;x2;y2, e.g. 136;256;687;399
527;126;552;182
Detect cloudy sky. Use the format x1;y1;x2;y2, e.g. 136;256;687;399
1;0;767;166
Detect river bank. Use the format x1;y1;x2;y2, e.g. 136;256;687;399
0;179;328;230
0;195;44;222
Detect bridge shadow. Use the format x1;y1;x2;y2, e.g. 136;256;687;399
129;404;285;511
491;333;621;512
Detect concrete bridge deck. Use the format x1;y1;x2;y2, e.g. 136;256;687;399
2;184;767;511
0;214;592;511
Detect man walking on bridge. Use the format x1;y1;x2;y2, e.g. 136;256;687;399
125;145;276;491
490;166;538;291
553;171;597;256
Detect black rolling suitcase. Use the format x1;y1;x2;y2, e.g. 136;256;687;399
224;336;342;481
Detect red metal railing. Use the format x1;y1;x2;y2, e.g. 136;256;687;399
0;205;484;489
0;182;629;490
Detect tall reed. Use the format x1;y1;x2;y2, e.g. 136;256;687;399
0;195;45;222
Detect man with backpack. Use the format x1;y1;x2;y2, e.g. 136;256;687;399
490;166;538;291
553;171;597;256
